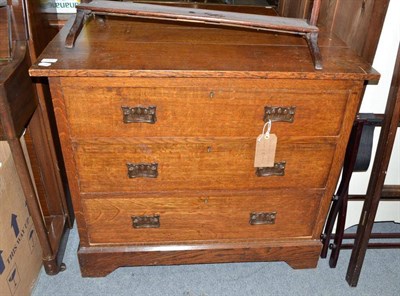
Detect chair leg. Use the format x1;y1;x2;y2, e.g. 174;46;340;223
321;120;365;261
321;196;342;258
329;191;348;267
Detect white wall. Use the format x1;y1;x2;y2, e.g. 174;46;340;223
346;0;400;228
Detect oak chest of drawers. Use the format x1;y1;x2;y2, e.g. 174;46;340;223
30;10;379;277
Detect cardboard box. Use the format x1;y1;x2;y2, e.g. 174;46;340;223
0;140;42;296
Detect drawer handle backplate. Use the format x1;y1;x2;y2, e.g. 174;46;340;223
127;163;158;178
132;215;160;228
264;106;296;123
256;161;286;177
122;106;157;124
249;212;277;225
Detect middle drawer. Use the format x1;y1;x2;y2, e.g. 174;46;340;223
74;137;336;193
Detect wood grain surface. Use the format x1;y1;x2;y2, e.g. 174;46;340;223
30;16;379;80
75;0;318;33
74;137;335;193
1;42;37;139
83;190;323;244
77;239;322;277
29;11;378;276
60;77;353;139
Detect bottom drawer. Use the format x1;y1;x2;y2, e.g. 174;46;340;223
83;190;323;245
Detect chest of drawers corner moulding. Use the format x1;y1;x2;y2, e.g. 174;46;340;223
29;14;379;277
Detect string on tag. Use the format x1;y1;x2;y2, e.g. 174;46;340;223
257;120;272;142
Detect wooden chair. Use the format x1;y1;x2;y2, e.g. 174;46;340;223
321;41;400;287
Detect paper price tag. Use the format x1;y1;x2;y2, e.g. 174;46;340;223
254;133;277;168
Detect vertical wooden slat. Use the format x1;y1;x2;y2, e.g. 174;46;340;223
309;0;322;25
319;0;389;64
361;0;390;63
8;0;28;42
278;0;313;19
0;6;10;59
346;41;400;287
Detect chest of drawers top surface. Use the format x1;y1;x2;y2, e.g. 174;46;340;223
30;13;378;80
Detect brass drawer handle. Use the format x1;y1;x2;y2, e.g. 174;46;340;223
256;161;286;177
249;212;277;225
132;215;160;228
127;163;158;178
264;106;296;123
121;106;157;124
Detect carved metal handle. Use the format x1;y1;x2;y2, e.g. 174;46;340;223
255;161;286;177
132;215;160;228
127;163;158;178
264;106;296;123
249;212;277;225
122;106;157;124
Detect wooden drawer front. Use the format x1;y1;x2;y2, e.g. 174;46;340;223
74;138;335;193
61;78;351;138
83;190;322;244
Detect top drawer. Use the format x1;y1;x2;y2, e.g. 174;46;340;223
60;78;354;139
